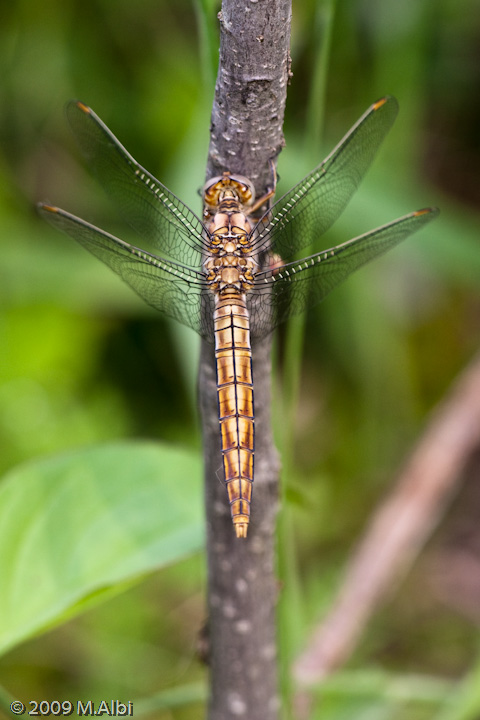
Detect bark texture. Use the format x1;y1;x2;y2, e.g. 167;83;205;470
205;0;291;192
198;1;292;718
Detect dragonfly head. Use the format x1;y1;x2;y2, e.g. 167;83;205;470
203;172;255;213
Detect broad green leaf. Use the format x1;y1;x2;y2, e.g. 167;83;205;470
0;441;204;656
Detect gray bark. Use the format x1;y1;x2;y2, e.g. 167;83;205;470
198;1;292;718
205;0;291;192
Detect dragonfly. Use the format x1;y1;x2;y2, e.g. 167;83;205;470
38;95;438;538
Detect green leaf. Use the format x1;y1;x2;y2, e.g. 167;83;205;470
0;441;204;656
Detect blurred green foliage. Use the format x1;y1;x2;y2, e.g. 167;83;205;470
1;0;480;717
0;442;204;656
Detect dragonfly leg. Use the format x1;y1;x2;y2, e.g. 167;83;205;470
249;159;277;215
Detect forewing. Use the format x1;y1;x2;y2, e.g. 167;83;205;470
38;204;214;339
66;101;207;266
249;208;439;337
253;96;399;259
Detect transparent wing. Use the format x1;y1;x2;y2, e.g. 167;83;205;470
38;203;215;339
249;208;439;337
252;96;399;259
66;101;207;266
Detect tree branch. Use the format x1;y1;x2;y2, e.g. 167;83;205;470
205;0;291;190
198;1;291;718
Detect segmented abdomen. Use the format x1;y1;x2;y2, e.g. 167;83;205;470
214;293;254;538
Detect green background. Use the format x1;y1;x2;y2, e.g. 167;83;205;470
1;0;480;717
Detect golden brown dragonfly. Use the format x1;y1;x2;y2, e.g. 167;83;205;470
38;96;438;538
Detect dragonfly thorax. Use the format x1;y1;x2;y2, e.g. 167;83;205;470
204;176;259;295
204;249;257;293
207;213;252;246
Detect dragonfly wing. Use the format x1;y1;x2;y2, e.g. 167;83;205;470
39;204;214;340
249;207;439;337
253;96;399;259
65;101;207;266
